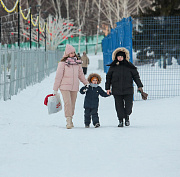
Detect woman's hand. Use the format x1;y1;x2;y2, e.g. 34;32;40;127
137;87;143;93
107;90;111;95
53;90;58;95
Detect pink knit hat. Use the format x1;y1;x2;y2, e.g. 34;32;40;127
63;44;76;57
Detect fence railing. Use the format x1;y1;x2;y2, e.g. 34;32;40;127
0;44;63;101
102;16;180;100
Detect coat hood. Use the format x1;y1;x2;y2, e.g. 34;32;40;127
112;47;130;62
87;73;102;84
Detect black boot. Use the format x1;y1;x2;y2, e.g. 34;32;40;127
118;119;123;127
95;123;100;128
125;115;130;126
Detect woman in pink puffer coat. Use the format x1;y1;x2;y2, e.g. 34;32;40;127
53;44;89;129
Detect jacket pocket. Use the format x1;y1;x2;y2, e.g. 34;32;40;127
61;78;71;85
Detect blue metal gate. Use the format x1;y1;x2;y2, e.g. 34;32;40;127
102;17;133;73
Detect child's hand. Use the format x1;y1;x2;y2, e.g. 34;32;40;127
83;84;89;92
83;88;88;92
85;84;90;88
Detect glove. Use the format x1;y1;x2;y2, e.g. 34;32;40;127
83;85;89;92
53;90;58;95
137;87;143;93
137;87;148;100
141;92;148;100
83;88;88;92
85;84;90;88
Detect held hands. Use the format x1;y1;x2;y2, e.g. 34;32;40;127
83;84;89;92
83;89;88;92
107;90;111;95
85;84;90;88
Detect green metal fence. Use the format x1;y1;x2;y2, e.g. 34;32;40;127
58;35;104;54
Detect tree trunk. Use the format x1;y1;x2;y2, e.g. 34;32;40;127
95;0;101;55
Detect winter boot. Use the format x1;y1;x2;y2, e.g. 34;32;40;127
125;115;130;126
118;119;123;127
66;117;72;129
71;117;74;127
95;123;100;128
85;125;90;128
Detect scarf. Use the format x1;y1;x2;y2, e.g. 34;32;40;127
90;83;98;88
65;57;82;66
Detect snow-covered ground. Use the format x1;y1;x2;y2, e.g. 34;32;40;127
0;53;180;177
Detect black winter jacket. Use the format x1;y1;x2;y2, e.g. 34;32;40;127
80;85;109;108
105;60;143;95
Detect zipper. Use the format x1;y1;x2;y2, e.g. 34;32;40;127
122;64;125;93
72;65;74;90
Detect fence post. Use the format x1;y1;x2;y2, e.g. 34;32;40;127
24;50;27;88
30;6;32;49
4;44;7;100
18;1;20;48
15;46;20;94
0;17;1;44
0;43;2;99
10;45;15;98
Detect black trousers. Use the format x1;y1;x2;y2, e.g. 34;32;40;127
84;108;99;126
113;94;133;120
82;67;87;75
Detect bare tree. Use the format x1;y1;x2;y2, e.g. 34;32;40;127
64;0;70;20
19;14;79;50
94;0;151;29
49;0;63;18
95;0;101;55
72;0;89;53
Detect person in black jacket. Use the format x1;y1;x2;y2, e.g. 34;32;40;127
105;47;144;127
80;73;110;128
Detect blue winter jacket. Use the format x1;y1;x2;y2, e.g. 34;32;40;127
80;85;110;108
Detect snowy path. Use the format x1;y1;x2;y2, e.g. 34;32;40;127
0;53;180;177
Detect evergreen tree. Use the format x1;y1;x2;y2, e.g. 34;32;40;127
142;0;180;16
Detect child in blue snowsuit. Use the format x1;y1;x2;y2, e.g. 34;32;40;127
80;73;110;128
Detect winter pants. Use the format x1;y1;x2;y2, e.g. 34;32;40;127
84;108;99;126
60;90;78;117
82;67;87;75
113;94;133;120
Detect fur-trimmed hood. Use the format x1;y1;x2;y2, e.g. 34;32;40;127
87;73;102;84
112;47;130;62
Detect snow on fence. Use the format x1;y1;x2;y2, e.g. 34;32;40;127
0;44;63;101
